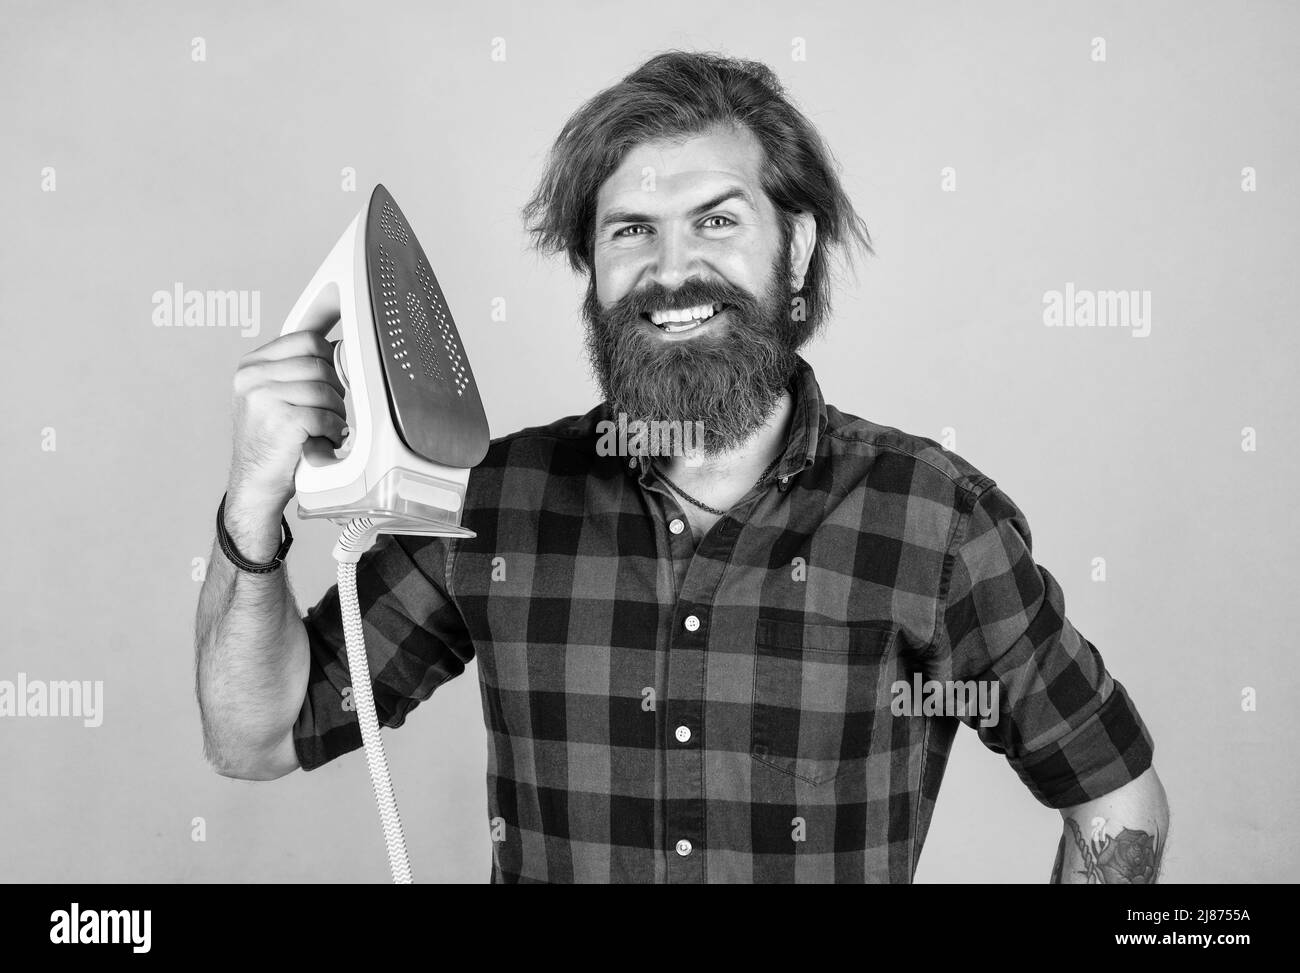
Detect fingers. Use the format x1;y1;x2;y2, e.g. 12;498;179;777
269;380;346;418
234;352;345;398
292;407;349;447
228;333;352;500
240;330;335;365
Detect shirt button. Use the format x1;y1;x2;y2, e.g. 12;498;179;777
675;725;691;743
669;518;684;535
684;615;700;632
675;839;693;857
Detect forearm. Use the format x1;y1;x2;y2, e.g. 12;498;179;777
193;490;309;779
1051;766;1169;883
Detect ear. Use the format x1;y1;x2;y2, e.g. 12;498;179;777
787;211;816;292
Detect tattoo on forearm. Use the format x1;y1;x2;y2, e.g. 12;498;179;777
1060;816;1161;884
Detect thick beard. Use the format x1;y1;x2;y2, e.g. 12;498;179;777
581;246;804;456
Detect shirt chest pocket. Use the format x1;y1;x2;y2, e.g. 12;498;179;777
750;617;896;786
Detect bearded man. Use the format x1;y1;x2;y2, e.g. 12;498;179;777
195;51;1167;884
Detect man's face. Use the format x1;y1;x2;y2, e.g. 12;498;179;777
583;124;811;456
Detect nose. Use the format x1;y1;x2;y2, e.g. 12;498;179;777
644;223;701;292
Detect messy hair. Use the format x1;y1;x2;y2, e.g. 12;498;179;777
522;50;872;336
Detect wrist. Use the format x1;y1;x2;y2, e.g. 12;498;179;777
221;488;291;564
225;474;290;513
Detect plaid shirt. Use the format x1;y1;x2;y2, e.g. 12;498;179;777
293;354;1154;883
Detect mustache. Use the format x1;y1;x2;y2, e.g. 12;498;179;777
602;277;760;323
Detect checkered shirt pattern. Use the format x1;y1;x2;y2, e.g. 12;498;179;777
292;355;1154;883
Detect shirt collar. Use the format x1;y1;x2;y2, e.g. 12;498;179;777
617;353;826;491
775;353;825;488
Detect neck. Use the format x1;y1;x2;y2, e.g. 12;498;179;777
658;389;794;486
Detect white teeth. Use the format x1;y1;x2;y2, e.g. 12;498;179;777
649;303;722;327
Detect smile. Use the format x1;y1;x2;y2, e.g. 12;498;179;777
643;302;726;334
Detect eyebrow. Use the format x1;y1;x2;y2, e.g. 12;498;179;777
597;186;756;231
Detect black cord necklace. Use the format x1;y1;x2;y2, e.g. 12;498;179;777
652;452;784;516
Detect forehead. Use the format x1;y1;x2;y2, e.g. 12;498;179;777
596;124;770;216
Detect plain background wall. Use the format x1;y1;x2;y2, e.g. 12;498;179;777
2;0;1297;883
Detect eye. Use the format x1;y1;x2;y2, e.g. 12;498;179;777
613;225;650;238
701;215;735;229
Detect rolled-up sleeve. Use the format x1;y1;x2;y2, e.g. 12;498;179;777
292;532;474;771
935;482;1154;808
